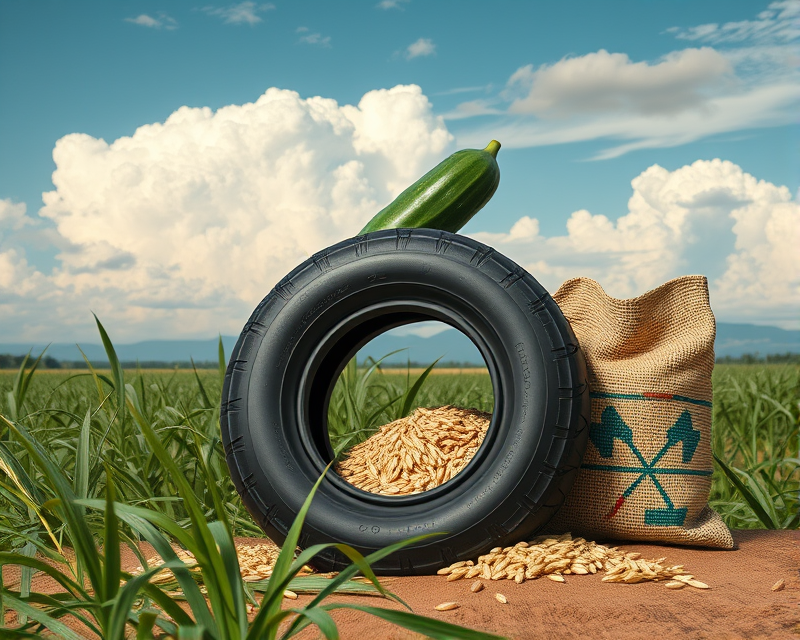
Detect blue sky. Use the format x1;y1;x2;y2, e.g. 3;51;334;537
0;0;798;343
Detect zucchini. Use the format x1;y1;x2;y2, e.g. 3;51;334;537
358;140;500;235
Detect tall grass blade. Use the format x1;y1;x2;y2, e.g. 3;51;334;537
17;542;36;627
208;520;248;638
93;314;125;413
285;606;338;640
6;349;46;422
713;452;777;528
282;532;443;638
0;427;61;553
0;592;86;640
102;462;121;626
6;353;27;422
192;435;233;533
400;356;443;418
177;624;208;639
108;561;187;640
0;629;45;639
248;466;332;640
218;335;226;388
0;440;46;506
138;582;193;629
259;540;403;630
10;348;49;422
191;358;213;410
0;552;87;597
136;609;159;640
76;345;111;409
77;504;216;632
73;409;92;514
247;576;383;596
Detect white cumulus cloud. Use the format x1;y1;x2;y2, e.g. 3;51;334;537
471;160;800;328
507;48;733;117
125;13;178;30
0;199;51;325
298;31;331;47
1;86;452;342
0;199;32;233
202;2;275;25
406;38;436;59
377;0;409;9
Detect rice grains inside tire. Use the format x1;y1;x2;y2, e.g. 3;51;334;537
336;406;492;495
221;229;590;575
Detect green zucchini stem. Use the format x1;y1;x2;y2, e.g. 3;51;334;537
484;140;501;158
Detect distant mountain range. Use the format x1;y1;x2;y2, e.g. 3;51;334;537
1;322;798;365
713;323;800;359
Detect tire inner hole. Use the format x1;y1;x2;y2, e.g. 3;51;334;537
318;319;495;496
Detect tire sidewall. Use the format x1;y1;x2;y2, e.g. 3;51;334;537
222;230;587;572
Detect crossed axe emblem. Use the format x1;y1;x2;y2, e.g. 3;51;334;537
582;405;711;526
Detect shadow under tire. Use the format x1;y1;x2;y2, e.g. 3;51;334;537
221;228;590;575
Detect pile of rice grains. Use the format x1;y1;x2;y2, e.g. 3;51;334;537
134;405;709;605
335;405;491;494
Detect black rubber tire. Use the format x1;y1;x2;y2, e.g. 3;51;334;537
221;228;589;575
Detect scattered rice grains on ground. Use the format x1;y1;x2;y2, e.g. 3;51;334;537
438;532;708;587
133;541;313;584
335;405;491;495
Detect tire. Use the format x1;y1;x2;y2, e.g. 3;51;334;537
221;228;589;575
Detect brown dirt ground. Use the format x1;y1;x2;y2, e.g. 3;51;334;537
3;530;798;639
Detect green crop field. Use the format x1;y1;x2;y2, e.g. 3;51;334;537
1;359;795;535
0;336;797;638
708;364;799;529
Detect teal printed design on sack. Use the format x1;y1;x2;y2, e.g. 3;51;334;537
582;405;712;526
589;391;712;408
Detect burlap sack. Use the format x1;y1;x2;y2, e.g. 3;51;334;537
548;275;733;549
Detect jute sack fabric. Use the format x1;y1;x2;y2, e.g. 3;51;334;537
548;275;734;549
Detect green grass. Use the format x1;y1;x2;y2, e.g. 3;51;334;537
0;363;261;544
709;364;799;529
0;332;796;638
0;325;505;639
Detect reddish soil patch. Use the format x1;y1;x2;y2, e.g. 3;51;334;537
3;530;798;639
